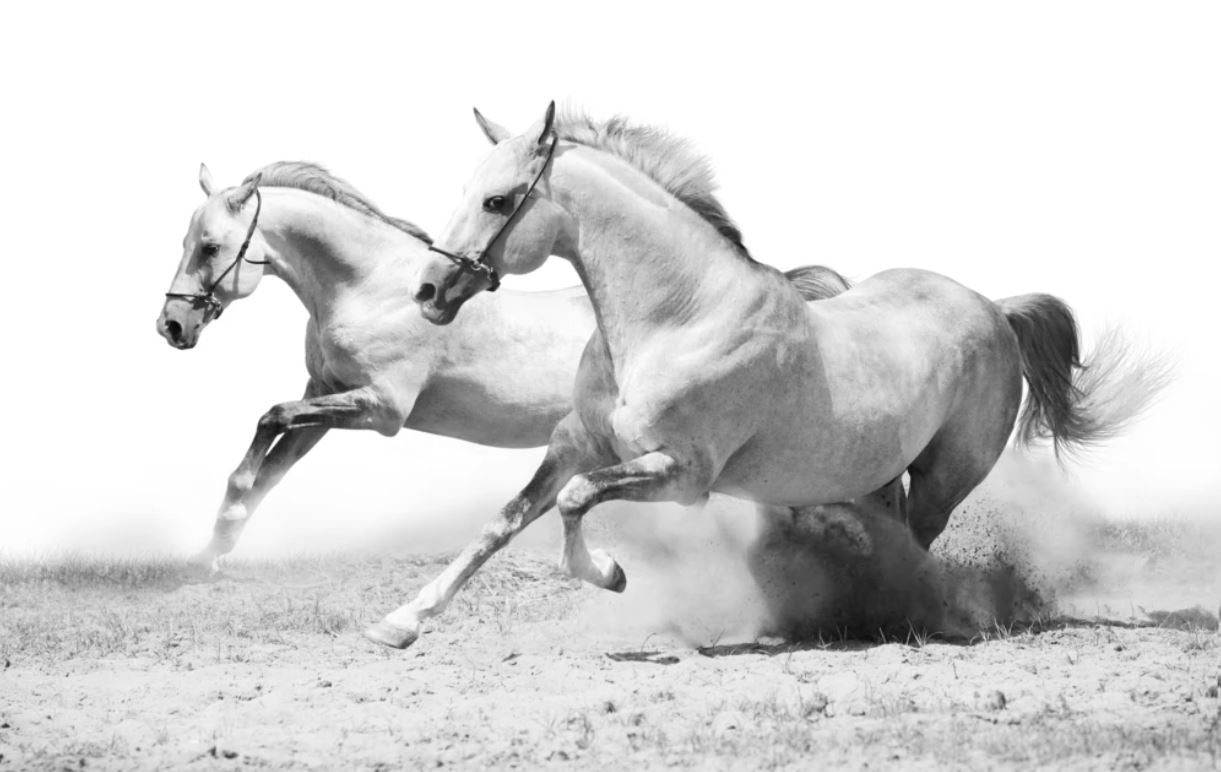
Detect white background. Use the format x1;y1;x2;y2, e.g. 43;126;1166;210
2;2;1217;558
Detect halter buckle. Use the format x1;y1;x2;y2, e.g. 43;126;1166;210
428;246;502;292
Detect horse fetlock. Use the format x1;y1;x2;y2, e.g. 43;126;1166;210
205;509;248;559
217;503;250;523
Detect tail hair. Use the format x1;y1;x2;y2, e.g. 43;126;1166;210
998;293;1173;458
1067;325;1175;446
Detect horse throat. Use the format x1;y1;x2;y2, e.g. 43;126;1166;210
256;189;415;319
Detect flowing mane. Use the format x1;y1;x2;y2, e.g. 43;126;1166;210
242;161;432;244
554;110;754;261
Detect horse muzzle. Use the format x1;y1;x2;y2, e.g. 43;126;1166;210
157;299;214;349
412;257;488;326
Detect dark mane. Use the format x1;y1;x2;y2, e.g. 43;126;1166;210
553;110;753;261
242;161;431;244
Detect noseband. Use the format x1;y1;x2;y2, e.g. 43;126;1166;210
427;134;560;293
164;188;267;320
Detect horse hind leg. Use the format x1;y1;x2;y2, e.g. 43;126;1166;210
906;408;1015;550
907;321;1023;549
858;475;907;522
556;449;714;592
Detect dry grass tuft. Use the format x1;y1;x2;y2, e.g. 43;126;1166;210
0;549;578;663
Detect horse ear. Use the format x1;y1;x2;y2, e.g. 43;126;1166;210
537;100;556;146
199;163;215;196
523;101;556;156
228;173;261;211
473;107;511;145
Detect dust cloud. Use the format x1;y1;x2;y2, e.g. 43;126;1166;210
577;452;1221;646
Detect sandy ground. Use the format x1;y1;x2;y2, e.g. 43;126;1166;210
2;547;1219;770
3;460;1220;769
3;615;1220;770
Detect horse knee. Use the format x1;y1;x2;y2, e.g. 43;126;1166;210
225;471;257;500
479;511;525;545
557;474;598;518
257;405;292;434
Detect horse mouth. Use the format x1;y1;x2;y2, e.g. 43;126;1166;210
420;301;459;326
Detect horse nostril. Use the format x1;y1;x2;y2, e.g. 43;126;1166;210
415;282;437;303
166;320;183;341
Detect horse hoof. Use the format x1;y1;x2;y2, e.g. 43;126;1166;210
182;558;222;584
364;620;419;650
606;562;628;593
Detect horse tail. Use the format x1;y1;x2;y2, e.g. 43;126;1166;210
996;293;1172;457
783;264;852;301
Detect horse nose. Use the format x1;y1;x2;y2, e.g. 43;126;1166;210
157;314;185;347
414;282;437;303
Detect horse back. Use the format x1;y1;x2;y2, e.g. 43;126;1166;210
803;267;1018;431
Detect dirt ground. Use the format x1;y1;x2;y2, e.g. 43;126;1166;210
4;457;1221;770
3;515;1220;771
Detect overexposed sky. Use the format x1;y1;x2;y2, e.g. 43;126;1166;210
1;2;1218;558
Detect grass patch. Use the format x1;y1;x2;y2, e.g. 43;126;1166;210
0;550;579;663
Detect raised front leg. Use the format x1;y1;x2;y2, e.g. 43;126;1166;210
556;450;712;591
195;382;408;572
366;414;606;650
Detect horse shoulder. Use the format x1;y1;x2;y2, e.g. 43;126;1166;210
303;286;434;403
303;324;328;384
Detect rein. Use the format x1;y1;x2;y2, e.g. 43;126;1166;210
427;134;560;292
165;188;267;320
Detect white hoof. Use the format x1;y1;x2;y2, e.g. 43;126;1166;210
185;550;223;582
365;619;420;650
590;549;627;593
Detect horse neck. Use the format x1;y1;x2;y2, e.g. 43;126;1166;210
554;151;768;362
256;188;420;319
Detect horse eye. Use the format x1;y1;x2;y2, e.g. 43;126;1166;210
201;242;220;257
482;195;508;213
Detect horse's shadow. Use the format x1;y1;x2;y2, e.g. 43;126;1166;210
604;610;1210;664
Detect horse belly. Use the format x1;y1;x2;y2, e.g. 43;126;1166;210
407;375;572;448
710;343;954;507
712;413;918;507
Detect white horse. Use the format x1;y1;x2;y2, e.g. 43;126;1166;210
157;162;847;571
366;104;1164;649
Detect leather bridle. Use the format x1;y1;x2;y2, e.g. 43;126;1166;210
426;134;559;293
165;188;267;320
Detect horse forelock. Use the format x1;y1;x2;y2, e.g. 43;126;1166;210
553;110;753;262
241;161;432;244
